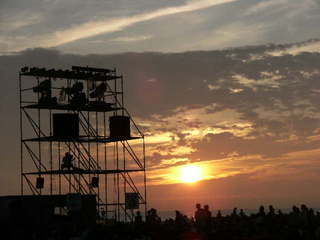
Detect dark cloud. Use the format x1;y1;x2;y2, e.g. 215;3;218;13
190;132;320;160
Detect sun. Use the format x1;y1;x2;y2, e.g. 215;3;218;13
179;165;203;183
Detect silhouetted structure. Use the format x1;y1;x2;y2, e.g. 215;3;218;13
0;194;96;239
0;194;96;224
19;66;147;222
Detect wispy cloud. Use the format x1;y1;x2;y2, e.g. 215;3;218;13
0;12;43;32
243;0;288;16
110;35;153;43
7;0;237;52
268;39;320;56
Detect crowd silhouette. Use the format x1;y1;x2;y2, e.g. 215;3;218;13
127;203;320;240
3;203;320;239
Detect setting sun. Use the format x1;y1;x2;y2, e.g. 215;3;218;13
179;165;203;183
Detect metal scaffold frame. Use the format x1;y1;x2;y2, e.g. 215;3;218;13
19;66;147;221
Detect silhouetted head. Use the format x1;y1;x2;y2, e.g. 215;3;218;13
301;204;308;211
259;205;265;213
196;203;201;209
204;205;209;210
293;205;300;213
269;205;275;213
217;210;222;218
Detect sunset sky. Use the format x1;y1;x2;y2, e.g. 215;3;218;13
1;0;320;215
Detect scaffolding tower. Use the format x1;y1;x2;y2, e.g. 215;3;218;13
19;66;147;221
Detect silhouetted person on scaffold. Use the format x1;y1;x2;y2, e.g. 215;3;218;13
61;152;74;170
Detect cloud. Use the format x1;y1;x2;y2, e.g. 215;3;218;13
110;35;153;43
243;0;289;16
0;14;42;32
4;0;237;52
268;39;320;56
232;72;282;90
181;21;269;51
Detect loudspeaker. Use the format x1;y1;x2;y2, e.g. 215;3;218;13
109;116;130;139
53;113;79;139
91;177;99;188
36;177;44;189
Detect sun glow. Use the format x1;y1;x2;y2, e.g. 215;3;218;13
179;165;203;183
